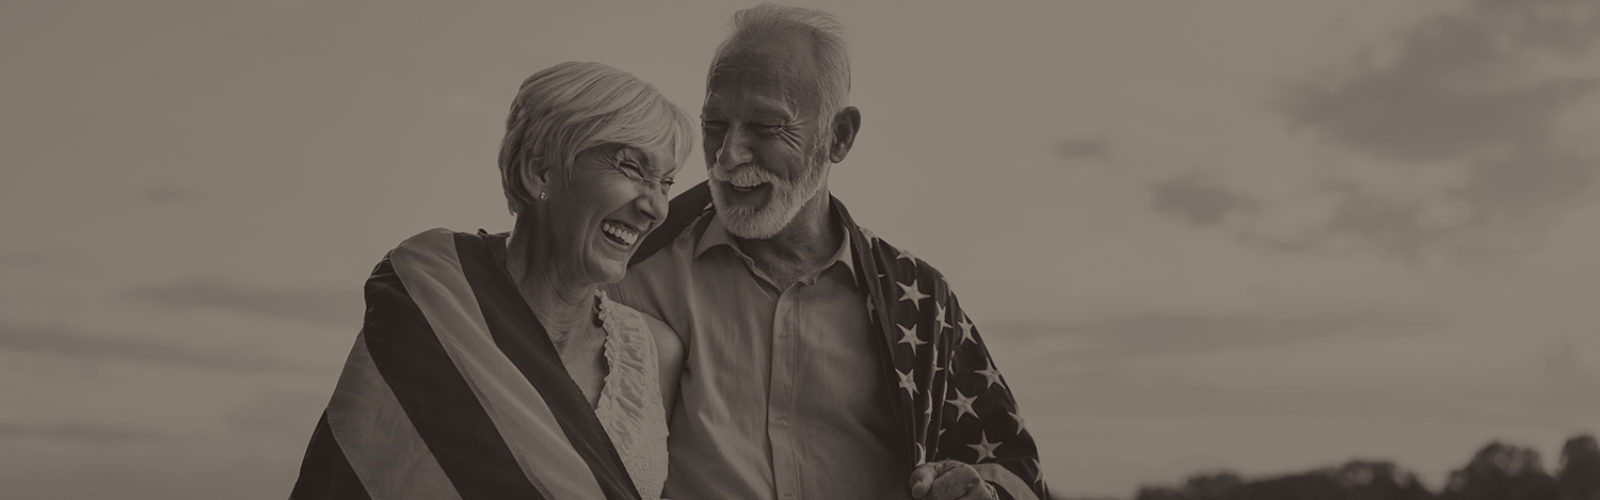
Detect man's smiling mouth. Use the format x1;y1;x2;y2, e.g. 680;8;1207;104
727;181;768;194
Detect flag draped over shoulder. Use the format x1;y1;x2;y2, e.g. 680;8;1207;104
634;182;1050;500
290;229;641;500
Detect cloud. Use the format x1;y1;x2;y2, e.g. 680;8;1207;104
1055;137;1114;162
0;421;167;445
1281;0;1600;160
1048;370;1583;431
1537;337;1600;411
992;307;1443;362
0;321;297;372
1121;0;1600;261
1151;172;1261;226
1317;181;1472;257
124;277;362;325
1266;0;1600;256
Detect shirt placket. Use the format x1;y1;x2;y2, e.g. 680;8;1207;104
768;287;801;500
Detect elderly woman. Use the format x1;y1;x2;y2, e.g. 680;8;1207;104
289;61;694;500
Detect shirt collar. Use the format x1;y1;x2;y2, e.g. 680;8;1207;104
693;212;860;288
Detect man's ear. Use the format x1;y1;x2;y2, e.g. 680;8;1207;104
828;106;862;164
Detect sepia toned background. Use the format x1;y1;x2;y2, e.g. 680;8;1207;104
2;0;1597;498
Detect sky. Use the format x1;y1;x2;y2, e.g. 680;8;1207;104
1;0;1598;498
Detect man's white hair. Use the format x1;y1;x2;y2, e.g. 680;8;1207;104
497;61;696;215
710;3;851;123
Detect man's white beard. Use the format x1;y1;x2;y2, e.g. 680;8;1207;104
710;162;826;240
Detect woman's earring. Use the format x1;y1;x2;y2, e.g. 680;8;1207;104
537;191;548;201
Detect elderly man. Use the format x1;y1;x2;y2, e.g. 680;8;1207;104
610;4;1048;500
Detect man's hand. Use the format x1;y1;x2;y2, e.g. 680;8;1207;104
908;460;998;500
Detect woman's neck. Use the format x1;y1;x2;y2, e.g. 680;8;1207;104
505;217;596;342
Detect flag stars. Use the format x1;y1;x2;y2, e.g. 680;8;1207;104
974;358;1003;390
896;247;917;264
898;278;929;310
947;388;979;422
1008;410;1027;435
956;316;974;345
898;324;927;351
933;302;950;331
896;368;917;398
968;431;1002;462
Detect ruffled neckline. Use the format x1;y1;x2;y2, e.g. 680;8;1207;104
590;290;666;496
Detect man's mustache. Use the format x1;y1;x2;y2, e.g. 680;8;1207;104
709;166;780;186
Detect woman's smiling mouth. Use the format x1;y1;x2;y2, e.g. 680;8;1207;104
601;220;640;246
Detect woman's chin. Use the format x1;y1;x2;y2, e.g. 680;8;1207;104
582;234;639;285
585;258;631;286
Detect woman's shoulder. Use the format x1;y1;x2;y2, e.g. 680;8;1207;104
597;294;670;341
389;227;476;258
371;228;506;271
359;228;503;298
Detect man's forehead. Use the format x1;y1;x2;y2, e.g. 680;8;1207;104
709;36;818;86
702;86;792;113
707;59;798;92
704;58;819;113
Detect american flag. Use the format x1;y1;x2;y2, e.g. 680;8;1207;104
846;207;1050;500
291;229;642;500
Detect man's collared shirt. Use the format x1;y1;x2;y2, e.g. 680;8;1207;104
608;214;909;500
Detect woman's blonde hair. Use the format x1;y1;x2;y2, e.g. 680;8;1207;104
497;61;696;215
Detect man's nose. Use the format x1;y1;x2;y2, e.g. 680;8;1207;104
715;126;753;169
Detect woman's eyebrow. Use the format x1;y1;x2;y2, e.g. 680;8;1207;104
639;151;676;176
610;146;641;164
613;146;671;174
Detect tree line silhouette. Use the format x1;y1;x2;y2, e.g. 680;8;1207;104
1061;433;1599;500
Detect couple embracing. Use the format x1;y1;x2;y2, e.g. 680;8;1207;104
290;5;1046;500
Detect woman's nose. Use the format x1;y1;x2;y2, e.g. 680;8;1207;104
635;186;666;222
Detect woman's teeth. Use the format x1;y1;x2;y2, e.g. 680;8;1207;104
602;221;638;246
